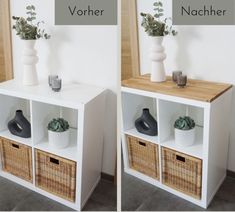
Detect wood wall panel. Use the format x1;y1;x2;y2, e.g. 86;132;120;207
0;9;6;81
121;0;140;80
0;0;13;82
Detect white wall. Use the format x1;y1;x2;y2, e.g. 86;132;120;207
10;0;117;175
137;0;235;171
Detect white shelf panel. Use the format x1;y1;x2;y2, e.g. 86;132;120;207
0;80;105;107
34;128;78;161
161;126;203;159
124;128;158;144
0;130;32;146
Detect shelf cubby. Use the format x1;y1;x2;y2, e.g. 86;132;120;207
0;94;32;146
31;101;78;161
122;92;158;144
158;99;204;142
158;99;204;158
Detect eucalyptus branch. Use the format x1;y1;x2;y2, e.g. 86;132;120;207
12;5;51;40
140;1;177;37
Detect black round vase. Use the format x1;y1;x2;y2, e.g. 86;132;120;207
8;110;31;138
135;108;158;136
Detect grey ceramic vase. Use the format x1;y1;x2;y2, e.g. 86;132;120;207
135;108;158;136
8;110;31;138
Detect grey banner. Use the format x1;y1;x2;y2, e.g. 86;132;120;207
55;0;117;25
173;0;235;25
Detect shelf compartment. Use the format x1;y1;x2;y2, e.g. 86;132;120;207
34;128;78;161
31;101;78;151
0;137;33;183
0;94;31;143
158;99;204;144
122;92;158;133
35;149;76;202
161;147;202;200
127;135;160;180
161;126;203;159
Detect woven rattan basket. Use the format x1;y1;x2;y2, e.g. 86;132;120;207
127;135;159;180
161;147;202;199
0;137;32;182
35;149;76;202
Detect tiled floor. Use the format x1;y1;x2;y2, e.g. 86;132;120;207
0;176;116;211
122;170;235;211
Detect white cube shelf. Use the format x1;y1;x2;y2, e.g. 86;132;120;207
0;80;106;211
121;75;233;208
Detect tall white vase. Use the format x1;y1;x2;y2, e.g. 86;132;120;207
149;36;166;82
22;40;39;86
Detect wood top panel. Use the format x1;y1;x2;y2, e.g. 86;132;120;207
122;75;233;102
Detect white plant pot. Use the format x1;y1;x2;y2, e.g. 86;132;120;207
175;128;195;147
48;130;70;149
149;36;166;82
22;40;39;86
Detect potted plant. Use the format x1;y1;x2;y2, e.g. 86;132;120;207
48;118;70;149
140;1;177;82
12;5;51;86
174;116;195;147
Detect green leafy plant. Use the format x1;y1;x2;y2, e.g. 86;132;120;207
12;5;51;40
48;118;69;132
140;1;177;36
174;116;195;130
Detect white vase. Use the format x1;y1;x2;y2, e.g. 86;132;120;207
22;40;39;86
48;130;70;149
175;128;195;147
149;36;166;82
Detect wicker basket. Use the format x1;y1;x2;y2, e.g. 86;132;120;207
161;147;202;199
35;149;76;202
0;137;32;182
127;135;159;180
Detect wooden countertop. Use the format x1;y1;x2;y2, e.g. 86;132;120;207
122;75;233;102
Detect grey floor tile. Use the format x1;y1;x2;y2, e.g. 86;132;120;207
121;171;157;211
213;176;235;203
136;188;203;211
0;177;32;211
136;191;179;211
0;176;116;211
88;179;117;209
207;196;235;211
12;192;73;211
122;169;235;211
83;199;116;211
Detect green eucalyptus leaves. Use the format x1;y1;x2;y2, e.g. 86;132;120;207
12;5;51;40
140;1;177;36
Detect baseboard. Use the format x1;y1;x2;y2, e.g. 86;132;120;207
227;170;235;178
101;172;115;182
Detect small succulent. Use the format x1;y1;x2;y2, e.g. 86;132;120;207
12;5;51;40
140;1;177;36
48;118;69;132
174;116;195;130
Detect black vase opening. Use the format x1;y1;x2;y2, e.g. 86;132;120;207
135;108;158;136
8;110;31;138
